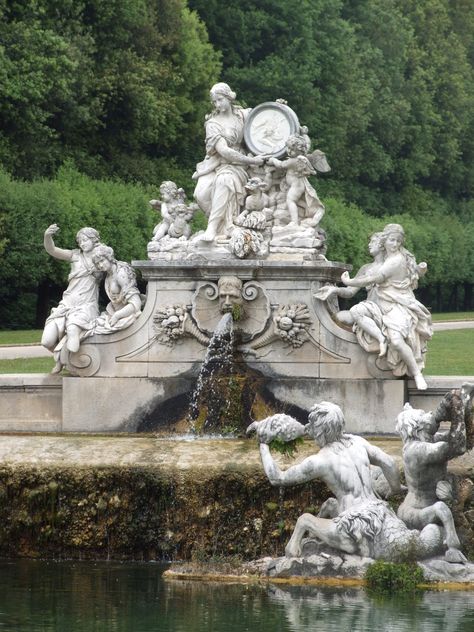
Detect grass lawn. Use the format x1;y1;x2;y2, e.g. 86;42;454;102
0;357;54;373
431;312;474;321
0;330;42;345
424;329;474;375
0;328;472;376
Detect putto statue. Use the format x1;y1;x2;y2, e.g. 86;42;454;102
267;133;325;228
248;402;448;561
147;181;197;258
316;223;432;390
89;245;142;334
149;181;186;242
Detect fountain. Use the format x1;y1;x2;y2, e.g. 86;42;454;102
2;81;474;590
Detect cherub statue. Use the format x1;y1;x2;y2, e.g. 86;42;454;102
396;384;474;564
90;245;142;333
167;202;196;240
149;181;186;242
267;134;329;227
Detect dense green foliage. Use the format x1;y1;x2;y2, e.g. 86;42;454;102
0;0;473;326
0;0;220;183
365;560;424;593
189;0;474;216
0;165;155;327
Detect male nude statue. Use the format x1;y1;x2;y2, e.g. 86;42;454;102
396;384;474;564
248;402;444;561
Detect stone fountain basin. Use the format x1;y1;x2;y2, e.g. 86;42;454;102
0;434;473;563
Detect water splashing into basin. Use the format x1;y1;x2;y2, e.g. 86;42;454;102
188;312;236;433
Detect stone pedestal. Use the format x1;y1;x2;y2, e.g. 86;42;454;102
57;259;406;433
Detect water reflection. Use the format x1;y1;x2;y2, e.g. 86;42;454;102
267;584;474;632
0;560;473;631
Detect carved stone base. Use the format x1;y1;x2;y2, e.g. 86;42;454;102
260;538;474;583
58;258;411;432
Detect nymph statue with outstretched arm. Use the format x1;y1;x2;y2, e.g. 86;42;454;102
341;223;432;390
41;224;102;373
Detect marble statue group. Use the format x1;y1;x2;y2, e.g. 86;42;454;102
36;80;474;577
249;384;474;568
43;80;433;391
41;223;142;373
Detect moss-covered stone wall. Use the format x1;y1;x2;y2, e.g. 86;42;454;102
0;463;329;561
0;436;473;562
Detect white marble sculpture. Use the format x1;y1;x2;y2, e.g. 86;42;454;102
149;181;186;241
191;276;270;340
396;384;474;564
229;177;269;258
42;224;103;373
193;83;266;243
248;402;449;562
147;181;197;258
191;84;328;259
89;245;142;333
314;231;388;356
267;133;325;228
318;223;432;389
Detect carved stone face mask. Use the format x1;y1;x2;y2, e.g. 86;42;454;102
217;276;244;315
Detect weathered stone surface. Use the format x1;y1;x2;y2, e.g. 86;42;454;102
266;553;372;579
0;374;62;432
419;558;474;583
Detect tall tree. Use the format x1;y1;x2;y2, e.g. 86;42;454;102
0;0;220;182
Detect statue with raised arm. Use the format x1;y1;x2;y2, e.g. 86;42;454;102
340;223;432;390
193;83;265;243
396;384;474;564
314;231;387;357
248;402;445;562
41;224;102;373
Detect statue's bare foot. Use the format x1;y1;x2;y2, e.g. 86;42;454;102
414;373;428;390
194;231;215;243
378;339;388;358
51;360;63;375
445;547;467;564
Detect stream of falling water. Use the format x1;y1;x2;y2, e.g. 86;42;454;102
188;312;235;433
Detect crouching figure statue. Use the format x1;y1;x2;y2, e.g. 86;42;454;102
248;402;458;562
396;383;474;564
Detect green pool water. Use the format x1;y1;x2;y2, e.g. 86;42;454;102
0;560;473;631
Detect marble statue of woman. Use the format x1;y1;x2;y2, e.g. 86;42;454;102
41;224;102;373
90;245;142;333
193;83;265;242
341;223;432;390
315;232;387;357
